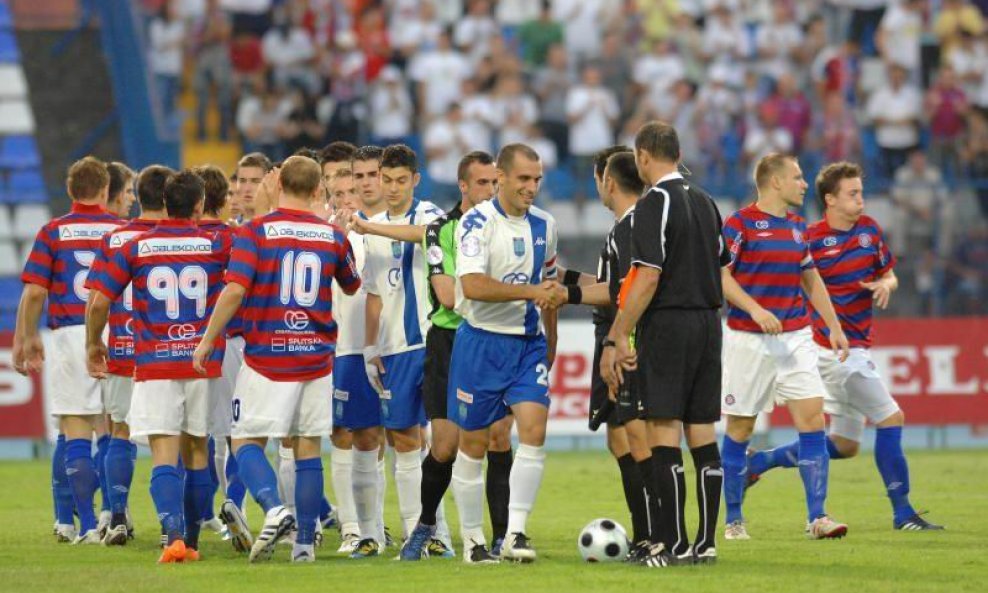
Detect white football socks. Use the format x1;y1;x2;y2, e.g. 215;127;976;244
214;438;229;497
376;457;386;542
352;447;381;545
506;444;546;536
277;444;296;515
395;450;423;538
331;445;359;536
451;450;486;548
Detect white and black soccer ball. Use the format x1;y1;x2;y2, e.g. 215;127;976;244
578;518;630;563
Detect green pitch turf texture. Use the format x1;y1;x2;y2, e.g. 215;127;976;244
0;449;982;593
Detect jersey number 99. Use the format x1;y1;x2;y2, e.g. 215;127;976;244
148;265;209;319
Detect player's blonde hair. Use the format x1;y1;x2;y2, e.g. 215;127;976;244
279;156;322;198
754;153;797;189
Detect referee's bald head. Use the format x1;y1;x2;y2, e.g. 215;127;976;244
634;121;680;164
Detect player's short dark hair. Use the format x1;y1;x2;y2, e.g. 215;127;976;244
192;164;229;216
136;165;174;211
604;152;645;195
634;121;680;163
754;152;796;189
292;147;321;162
320;141;358;165
593;145;632;181
163;170;205;219
380;144;418;173
66;156;110;201
815;161;863;209
352;145;383;166
496;143;541;173
237;152;273;173
279;155;322;197
457;150;495;182
107;162;135;202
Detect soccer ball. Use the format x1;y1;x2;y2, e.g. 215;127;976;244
578;518;630;562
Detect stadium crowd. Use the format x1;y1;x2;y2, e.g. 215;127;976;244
137;0;988;315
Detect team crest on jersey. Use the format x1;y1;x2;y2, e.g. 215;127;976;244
284;310;310;331
823;236;837;247
513;237;525;256
461;235;481;257
858;233;872;248
755;220;769;230
792;229;803;244
426;245;444;265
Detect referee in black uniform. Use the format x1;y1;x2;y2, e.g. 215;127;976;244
600;121;731;568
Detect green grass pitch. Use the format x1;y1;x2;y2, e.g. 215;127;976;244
0;449;983;593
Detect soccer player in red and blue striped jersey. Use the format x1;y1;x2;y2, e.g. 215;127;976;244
86;170;232;563
194;156;361;563
719;154;850;541
13;157;119;544
746;162;942;531
84;165;172;545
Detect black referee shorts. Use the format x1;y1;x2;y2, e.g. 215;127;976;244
636;309;721;424
590;325;640;427
423;325;456;420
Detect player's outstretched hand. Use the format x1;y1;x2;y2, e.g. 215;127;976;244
542;280;567;309
860;279;892;309
192;340;214;375
85;341;108;379
348;211;368;234
830;327;850;363
751;306;783;334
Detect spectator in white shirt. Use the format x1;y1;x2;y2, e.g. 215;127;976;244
460;78;496;153
701;4;749;66
236;82;292;160
408;29;471;117
743;103;794;174
867;63;923;178
261;7;318;94
390;0;443;61
754;2;804;79
369;65;414;145
454;0;500;63
553;0;611;62
424;103;486;205
876;0;924;74
149;1;186;122
566;64;619;199
496;0;540;28
491;75;539;146
948;31;988;107
633;39;687;100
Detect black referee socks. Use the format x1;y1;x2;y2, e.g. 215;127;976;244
690;443;723;555
617;453;650;544
652;446;690;557
486;450;513;542
636;456;662;545
419;453;454;526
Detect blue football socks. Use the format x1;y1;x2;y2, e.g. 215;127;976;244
721;435;749;524
797;431;829;522
150;465;185;544
64;438;98;534
295;458;323;545
235;444;282;513
875;426;915;523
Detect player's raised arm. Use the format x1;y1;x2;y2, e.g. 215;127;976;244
350;214;426;244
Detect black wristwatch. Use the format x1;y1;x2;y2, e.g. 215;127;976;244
601;338;617;349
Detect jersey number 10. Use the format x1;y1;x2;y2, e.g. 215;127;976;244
280;250;321;307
